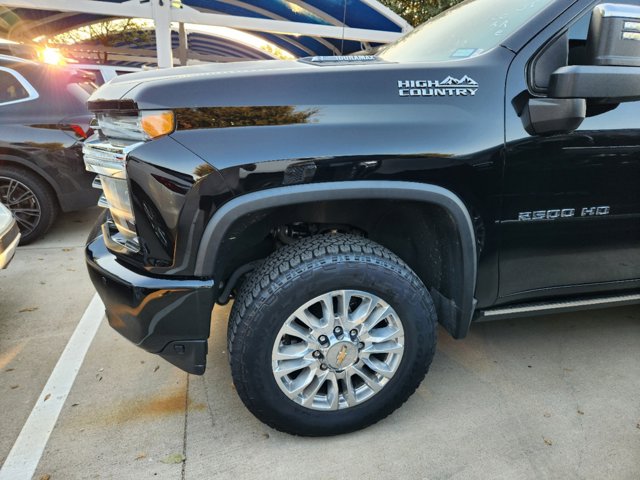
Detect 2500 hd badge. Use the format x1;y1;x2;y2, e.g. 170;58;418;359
83;0;640;436
518;206;611;220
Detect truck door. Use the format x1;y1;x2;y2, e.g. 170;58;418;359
500;1;640;302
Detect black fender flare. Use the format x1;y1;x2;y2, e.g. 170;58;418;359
194;181;478;338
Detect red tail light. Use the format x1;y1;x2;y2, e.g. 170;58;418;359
70;124;89;139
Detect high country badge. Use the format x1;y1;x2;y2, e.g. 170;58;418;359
398;76;479;97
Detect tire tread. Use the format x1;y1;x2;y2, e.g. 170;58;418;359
228;234;437;436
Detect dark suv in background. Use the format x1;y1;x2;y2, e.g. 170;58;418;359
0;54;99;243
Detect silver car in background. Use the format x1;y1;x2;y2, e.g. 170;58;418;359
0;203;19;268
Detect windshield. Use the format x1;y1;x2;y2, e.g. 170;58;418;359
378;0;556;63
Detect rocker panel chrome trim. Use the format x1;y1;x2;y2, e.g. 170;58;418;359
477;293;640;320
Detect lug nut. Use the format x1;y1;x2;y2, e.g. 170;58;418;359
320;363;328;371
312;350;322;359
358;342;365;350
318;335;329;346
334;326;343;337
349;329;358;339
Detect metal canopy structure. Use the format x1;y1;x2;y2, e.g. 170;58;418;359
0;0;411;66
56;28;284;67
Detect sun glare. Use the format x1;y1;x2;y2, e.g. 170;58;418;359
39;47;65;65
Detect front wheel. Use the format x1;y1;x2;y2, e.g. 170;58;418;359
228;234;437;436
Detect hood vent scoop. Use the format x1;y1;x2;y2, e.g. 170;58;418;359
300;55;380;66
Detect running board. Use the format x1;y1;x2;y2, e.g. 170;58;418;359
476;293;640;321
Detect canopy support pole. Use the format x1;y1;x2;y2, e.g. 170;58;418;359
178;22;188;66
152;0;173;68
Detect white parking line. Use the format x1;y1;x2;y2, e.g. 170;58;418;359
0;294;105;480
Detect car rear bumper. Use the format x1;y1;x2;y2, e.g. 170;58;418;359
0;223;20;269
85;221;215;374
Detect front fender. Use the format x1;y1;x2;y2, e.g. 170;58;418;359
194;180;478;338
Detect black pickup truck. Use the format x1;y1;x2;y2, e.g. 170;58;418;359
83;0;640;436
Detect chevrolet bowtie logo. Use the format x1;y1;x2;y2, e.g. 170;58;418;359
336;345;348;366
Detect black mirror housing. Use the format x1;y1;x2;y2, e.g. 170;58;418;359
588;3;640;67
549;65;640;103
546;4;640;104
521;98;586;136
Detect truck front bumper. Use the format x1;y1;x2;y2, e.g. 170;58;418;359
85;222;215;375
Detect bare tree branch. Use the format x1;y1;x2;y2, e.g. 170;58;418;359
380;0;464;27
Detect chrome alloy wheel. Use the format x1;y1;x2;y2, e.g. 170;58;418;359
0;176;41;237
271;290;405;411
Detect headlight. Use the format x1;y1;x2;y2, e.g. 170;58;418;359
84;110;174;253
97;110;175;141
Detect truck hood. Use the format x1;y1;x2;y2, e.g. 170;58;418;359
88;54;514;112
89;57;400;110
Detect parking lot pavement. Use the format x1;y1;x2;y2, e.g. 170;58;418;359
185;305;640;480
0;207;101;468
2;211;639;479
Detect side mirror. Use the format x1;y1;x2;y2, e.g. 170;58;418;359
588;3;640;67
549;65;640;103
549;3;640;103
522;3;640;135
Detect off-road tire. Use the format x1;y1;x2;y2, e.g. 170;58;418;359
228;233;437;436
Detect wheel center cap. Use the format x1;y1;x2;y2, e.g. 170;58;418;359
326;341;358;370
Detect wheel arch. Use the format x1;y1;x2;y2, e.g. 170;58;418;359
195;181;478;339
0;153;63;200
